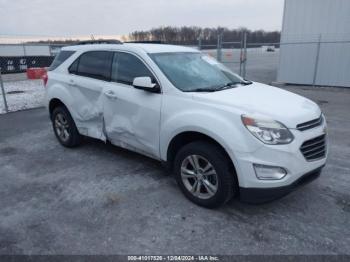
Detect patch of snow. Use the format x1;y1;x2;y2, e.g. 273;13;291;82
0;79;45;114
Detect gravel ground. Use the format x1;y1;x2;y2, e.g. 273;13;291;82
0;85;349;255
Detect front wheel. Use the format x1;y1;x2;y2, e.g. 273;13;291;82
174;141;237;208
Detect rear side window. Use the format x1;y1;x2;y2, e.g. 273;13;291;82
49;50;75;71
70;51;113;81
112;52;154;85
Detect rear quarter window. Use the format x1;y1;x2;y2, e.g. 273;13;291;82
49;50;75;71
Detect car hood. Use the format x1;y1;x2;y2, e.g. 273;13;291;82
191;82;321;128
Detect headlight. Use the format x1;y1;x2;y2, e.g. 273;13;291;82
241;115;294;145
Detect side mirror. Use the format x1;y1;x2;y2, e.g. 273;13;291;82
132;77;159;93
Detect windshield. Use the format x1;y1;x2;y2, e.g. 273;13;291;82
150;52;249;92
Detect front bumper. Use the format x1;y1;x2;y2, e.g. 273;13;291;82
239;165;324;203
228;119;328;202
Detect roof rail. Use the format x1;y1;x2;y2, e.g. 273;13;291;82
76;39;122;45
126;40;163;44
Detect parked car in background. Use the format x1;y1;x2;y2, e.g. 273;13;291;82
45;43;328;208
262;45;275;52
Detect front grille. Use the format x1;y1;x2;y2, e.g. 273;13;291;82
296;115;323;131
300;134;327;161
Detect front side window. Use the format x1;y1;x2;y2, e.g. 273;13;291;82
72;51;113;81
150;52;247;92
112;52;154;85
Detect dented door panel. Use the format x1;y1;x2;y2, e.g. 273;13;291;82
103;82;162;159
68;75;106;141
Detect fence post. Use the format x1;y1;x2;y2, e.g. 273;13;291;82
239;32;244;75
48;45;53;56
198;35;202;50
242;31;247;79
312;34;321;87
0;68;9;113
217;32;222;62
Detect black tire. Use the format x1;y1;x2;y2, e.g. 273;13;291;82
51;106;82;147
174;141;238;208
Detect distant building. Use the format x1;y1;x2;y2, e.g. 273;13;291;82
277;0;350;87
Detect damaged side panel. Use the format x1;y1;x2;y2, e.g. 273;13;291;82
68;76;106;141
51;64;162;159
102;82;162;159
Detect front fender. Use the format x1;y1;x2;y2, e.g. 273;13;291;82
160;109;263;162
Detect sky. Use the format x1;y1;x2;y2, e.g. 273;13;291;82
0;0;284;39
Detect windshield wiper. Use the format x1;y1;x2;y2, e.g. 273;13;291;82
217;82;240;90
240;80;253;85
215;81;240;90
188;80;253;92
187;88;218;92
217;80;253;90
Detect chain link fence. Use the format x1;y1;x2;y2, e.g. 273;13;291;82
198;32;247;78
0;43;62;74
0;42;64;113
199;33;350;88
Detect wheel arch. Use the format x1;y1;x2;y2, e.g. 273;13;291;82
166;131;237;178
49;98;67;117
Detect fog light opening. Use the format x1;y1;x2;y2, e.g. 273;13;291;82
253;164;287;180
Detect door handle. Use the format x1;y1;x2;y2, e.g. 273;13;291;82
104;90;118;99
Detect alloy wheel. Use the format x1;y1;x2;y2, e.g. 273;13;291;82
54;113;70;142
180;154;218;199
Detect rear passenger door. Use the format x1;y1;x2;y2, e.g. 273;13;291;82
68;51;113;140
103;52;162;159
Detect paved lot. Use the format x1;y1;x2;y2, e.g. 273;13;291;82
0;85;349;255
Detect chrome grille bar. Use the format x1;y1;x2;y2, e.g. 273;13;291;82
297;115;323;131
300;134;326;161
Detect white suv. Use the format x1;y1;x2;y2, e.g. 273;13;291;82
45;43;328;208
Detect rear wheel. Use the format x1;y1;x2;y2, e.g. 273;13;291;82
174;141;237;208
52;106;82;147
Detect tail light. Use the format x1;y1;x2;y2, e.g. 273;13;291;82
42;73;48;87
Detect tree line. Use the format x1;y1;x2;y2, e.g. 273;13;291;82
25;26;280;46
126;26;280;46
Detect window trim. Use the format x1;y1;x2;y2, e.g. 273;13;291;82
67;49;162;93
68;56;80;75
68;50;113;82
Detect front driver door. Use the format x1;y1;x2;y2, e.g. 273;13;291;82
103;52;162;159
